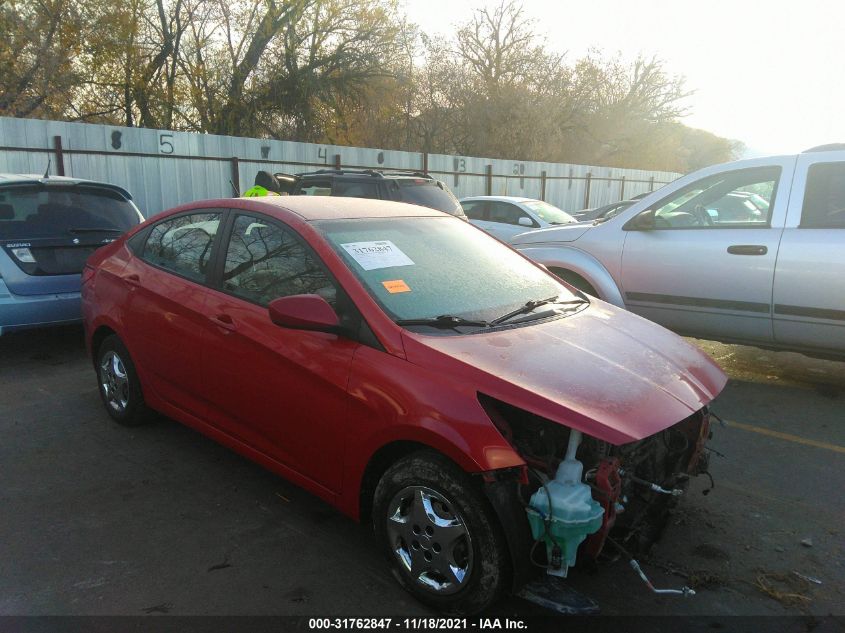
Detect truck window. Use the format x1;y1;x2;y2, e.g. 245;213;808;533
801;162;845;228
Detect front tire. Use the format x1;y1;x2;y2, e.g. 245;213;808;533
96;335;149;426
373;451;509;614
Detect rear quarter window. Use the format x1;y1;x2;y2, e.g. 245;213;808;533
141;212;222;282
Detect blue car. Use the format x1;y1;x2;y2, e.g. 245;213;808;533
0;175;143;335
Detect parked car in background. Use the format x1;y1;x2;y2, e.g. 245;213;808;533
460;196;577;242
268;169;467;220
511;147;845;359
83;196;724;614
0;174;143;335
571;200;635;222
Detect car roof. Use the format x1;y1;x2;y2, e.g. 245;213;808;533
459;195;535;203
238;195;449;221
0;174;133;199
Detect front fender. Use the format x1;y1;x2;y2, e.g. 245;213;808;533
516;245;626;308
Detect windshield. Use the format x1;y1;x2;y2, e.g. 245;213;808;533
523;200;576;224
0;185;140;239
393;180;465;217
316;216;579;327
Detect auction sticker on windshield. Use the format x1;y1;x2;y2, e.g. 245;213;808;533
341;240;414;271
382;279;411;293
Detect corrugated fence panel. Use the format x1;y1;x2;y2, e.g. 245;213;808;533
0;117;681;218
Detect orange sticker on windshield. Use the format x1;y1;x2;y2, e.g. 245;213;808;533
382;279;411;294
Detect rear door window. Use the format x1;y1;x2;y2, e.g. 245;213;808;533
0;185;139;239
141;212;222;282
801;162;845;228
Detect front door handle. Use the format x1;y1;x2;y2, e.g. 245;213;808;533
727;244;768;256
123;273;141;286
210;313;236;331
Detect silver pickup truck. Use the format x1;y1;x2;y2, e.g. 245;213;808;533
511;146;845;359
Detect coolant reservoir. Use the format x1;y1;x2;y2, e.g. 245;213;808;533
526;430;604;577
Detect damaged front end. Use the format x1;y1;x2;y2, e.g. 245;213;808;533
478;394;713;594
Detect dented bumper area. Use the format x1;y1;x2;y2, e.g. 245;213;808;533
478;395;713;594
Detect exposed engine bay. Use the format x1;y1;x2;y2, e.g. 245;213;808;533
479;394;713;587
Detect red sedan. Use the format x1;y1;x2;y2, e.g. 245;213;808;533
82;196;726;614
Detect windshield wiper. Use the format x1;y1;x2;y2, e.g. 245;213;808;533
67;227;123;234
489;295;588;326
396;315;490;329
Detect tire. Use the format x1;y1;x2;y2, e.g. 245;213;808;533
373;451;509;615
96;335;150;426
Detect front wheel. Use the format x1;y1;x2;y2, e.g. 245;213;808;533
96;335;150;426
373;451;509;614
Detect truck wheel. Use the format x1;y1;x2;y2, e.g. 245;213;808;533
373;451;509;614
96;335;150;426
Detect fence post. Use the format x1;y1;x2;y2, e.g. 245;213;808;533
649;176;655;192
540;170;547;201
334;154;342;170
584;172;592;209
53;136;65;176
620;176;626;200
422;152;428;174
230;157;240;197
485;164;493;196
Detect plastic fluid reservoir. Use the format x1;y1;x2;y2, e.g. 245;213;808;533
526;431;604;577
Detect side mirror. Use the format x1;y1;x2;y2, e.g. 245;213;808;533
518;216;533;227
623;209;656;231
268;294;339;332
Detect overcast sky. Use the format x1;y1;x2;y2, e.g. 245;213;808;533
403;0;844;157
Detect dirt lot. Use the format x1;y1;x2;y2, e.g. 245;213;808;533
0;326;842;618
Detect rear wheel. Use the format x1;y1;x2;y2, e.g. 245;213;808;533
373;451;508;614
96;335;149;426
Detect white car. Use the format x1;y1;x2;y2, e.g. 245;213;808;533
510;147;845;359
460;196;577;242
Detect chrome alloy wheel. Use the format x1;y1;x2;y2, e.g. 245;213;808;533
99;351;129;413
386;486;473;595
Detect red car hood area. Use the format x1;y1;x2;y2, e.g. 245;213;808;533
401;302;727;446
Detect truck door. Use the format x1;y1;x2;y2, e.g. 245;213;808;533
773;150;845;355
620;157;795;344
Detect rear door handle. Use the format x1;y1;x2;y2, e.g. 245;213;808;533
210;313;236;331
123;273;141;286
727;244;768;256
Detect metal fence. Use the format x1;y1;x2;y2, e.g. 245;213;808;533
0;117;680;218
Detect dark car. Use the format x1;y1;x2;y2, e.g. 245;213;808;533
272;169;467;220
0;174;143;335
83;195;725;614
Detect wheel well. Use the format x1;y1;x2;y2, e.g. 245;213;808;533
90;326;117;365
359;440;453;524
548;266;598;297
